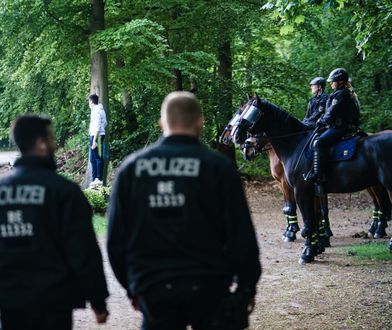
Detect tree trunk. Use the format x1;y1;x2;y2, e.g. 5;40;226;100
217;35;236;165
172;68;183;91
83;0;110;188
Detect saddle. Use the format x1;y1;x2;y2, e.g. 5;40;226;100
306;131;367;162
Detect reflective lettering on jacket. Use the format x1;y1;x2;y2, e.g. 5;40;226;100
0;185;46;205
135;158;200;177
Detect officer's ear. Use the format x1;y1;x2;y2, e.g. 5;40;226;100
196;116;204;133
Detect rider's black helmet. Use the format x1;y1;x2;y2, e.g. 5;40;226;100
327;68;349;82
309;77;326;88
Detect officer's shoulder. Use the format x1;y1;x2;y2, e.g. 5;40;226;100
52;172;83;194
199;146;237;171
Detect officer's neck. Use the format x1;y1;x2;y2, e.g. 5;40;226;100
163;128;200;139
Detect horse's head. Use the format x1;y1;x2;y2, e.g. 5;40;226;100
241;133;271;161
231;94;266;147
219;99;250;145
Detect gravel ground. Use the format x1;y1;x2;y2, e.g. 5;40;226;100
73;180;392;329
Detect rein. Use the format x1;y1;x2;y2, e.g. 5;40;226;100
266;129;312;140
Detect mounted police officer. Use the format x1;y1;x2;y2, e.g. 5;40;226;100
107;91;261;330
0;115;109;330
303;77;328;128
307;68;360;182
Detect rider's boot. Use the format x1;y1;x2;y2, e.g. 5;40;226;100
368;208;380;238
305;146;325;183
299;233;317;264
282;203;299;242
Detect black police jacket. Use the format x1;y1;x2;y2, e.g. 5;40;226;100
303;91;328;128
0;156;109;310
108;135;261;297
321;87;360;129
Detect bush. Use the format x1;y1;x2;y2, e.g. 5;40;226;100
84;186;111;213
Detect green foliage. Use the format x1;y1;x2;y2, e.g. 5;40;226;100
0;0;390;168
84;186;111;213
235;150;272;179
93;214;108;236
347;242;392;261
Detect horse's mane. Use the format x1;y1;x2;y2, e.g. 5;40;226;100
262;99;308;132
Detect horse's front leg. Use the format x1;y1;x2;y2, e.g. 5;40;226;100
367;185;390;239
294;185;318;264
268;150;300;242
281;178;300;242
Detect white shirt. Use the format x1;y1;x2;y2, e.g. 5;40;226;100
89;103;107;136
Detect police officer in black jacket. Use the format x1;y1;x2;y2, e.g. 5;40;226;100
303;77;328;128
0;115;109;330
307;68;360;182
108;91;261;330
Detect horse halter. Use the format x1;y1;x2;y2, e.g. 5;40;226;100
231;99;263;146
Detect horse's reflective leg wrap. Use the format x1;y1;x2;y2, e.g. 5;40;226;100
389;238;392;253
300;233;317;264
319;198;333;238
317;222;326;254
282;203;299;242
368;208;380;238
375;210;388;239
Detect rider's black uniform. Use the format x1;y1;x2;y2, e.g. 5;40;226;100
0;156;108;330
310;86;360;181
108;135;261;330
303;91;328;128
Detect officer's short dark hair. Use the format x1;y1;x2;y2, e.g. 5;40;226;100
89;94;99;105
161;92;202;129
11;115;52;154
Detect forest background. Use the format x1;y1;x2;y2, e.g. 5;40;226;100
0;0;391;180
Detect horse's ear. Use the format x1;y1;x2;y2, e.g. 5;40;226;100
239;101;244;107
247;93;252;101
255;92;262;103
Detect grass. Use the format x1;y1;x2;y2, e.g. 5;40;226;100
93;214;108;236
346;241;392;261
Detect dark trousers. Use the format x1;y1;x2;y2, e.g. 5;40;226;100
316;128;347;149
0;309;72;330
90;135;105;181
138;277;241;330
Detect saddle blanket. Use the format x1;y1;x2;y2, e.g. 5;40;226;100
306;136;361;162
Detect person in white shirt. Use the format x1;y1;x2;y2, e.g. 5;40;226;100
88;94;107;187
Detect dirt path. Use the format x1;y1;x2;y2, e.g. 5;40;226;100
74;180;391;329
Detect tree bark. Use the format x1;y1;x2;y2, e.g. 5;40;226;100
83;0;110;188
217;35;236;165
172;68;183;91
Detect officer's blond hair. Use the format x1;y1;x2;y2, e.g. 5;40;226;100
161;92;202;130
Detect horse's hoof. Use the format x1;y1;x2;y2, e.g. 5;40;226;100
300;245;315;263
367;232;374;239
374;232;387;239
284;230;297;242
316;246;325;255
299;256;314;264
324;227;334;238
320;236;331;248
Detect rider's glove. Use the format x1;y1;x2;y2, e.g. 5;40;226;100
316;118;324;128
